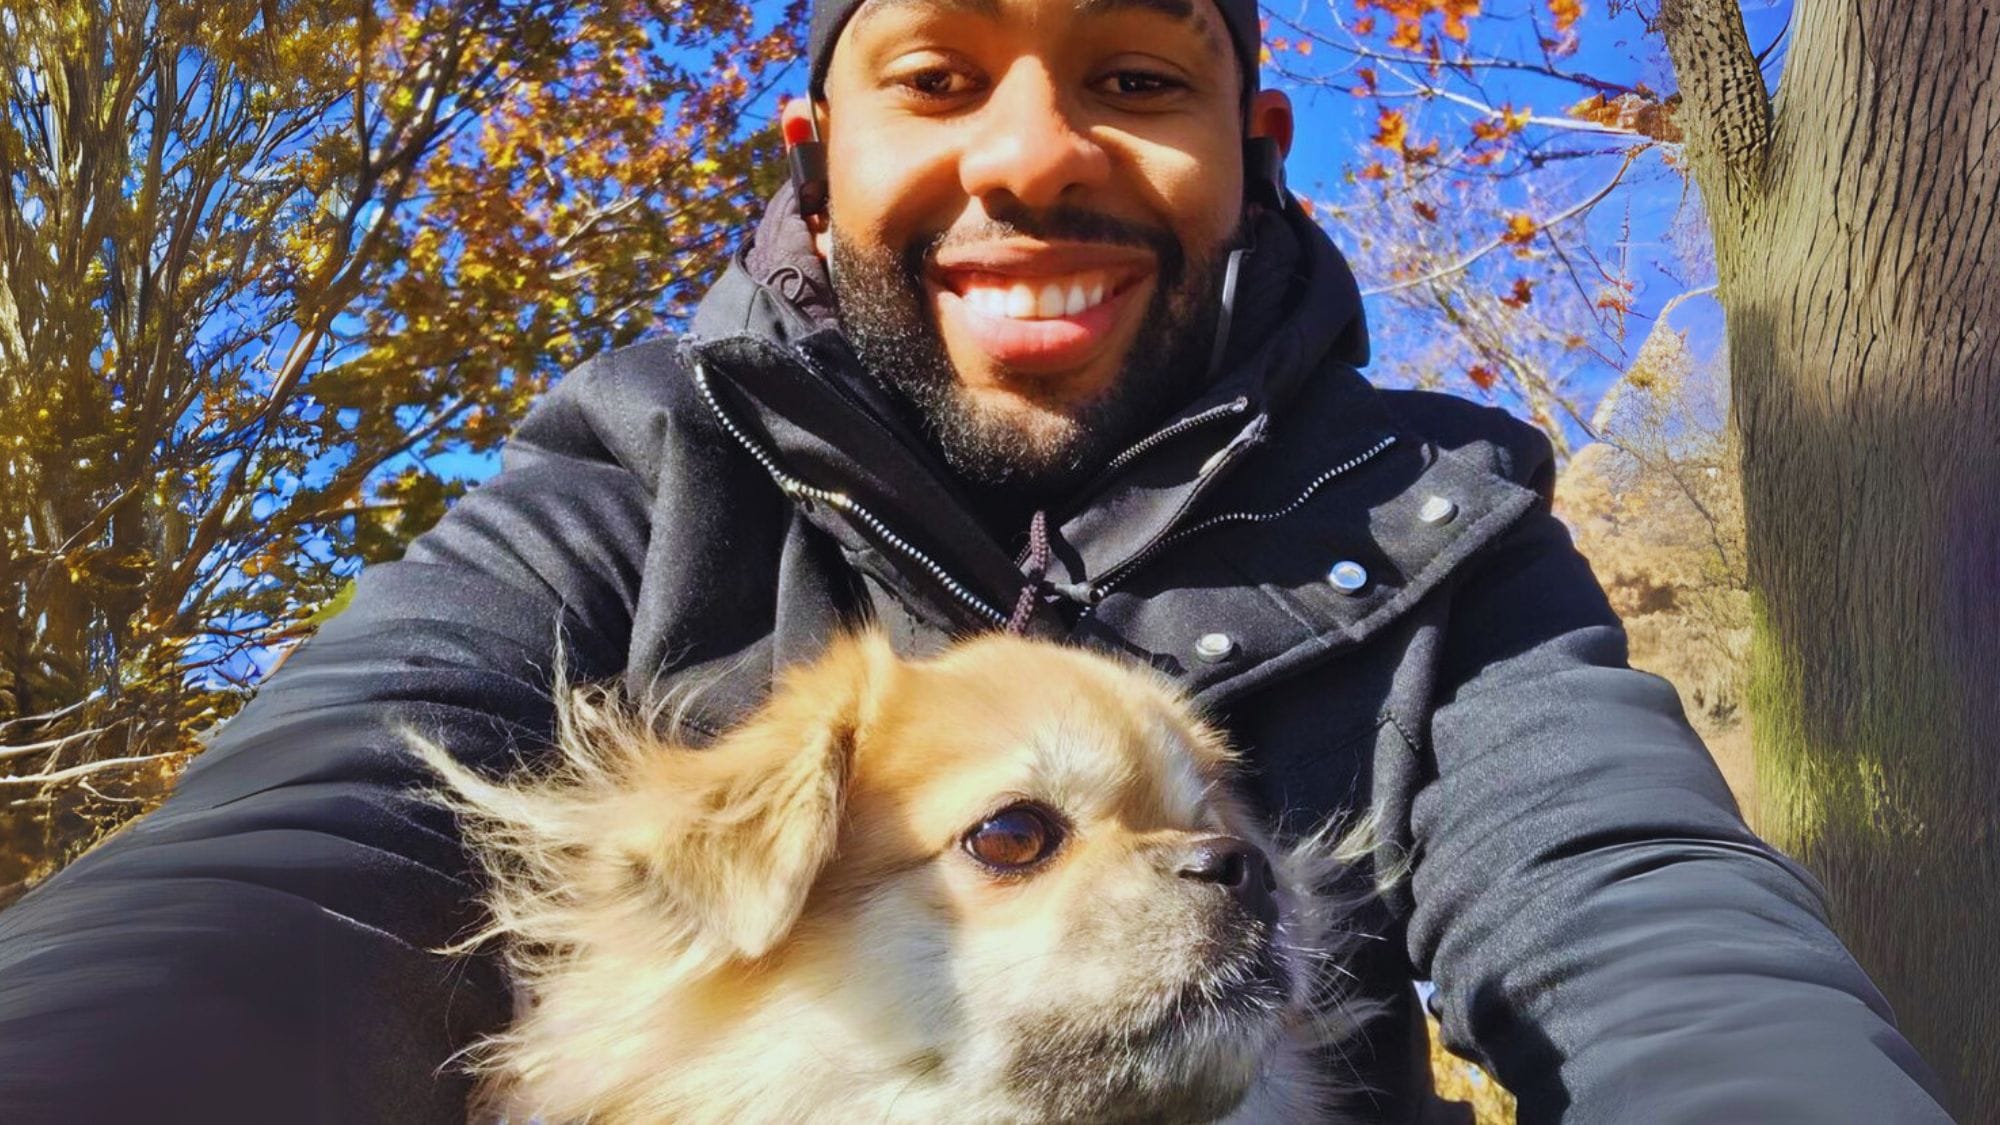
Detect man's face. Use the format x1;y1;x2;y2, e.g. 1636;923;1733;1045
811;0;1259;493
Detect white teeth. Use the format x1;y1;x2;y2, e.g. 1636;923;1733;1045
959;273;1115;319
1006;284;1035;318
1037;283;1066;318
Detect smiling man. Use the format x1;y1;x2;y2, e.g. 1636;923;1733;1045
0;0;1952;1121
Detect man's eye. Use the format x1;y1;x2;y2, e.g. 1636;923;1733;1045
1096;70;1184;98
898;67;977;99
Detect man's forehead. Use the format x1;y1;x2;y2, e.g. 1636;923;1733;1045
847;0;1227;58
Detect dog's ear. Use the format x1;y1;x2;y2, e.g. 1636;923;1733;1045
607;632;893;960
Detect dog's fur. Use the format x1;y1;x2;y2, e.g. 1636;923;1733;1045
418;633;1376;1123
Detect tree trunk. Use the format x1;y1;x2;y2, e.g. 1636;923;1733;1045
1660;1;2000;1116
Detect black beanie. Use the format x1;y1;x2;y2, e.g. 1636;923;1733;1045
806;0;1262;102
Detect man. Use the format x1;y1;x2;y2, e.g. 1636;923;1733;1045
0;0;1950;1120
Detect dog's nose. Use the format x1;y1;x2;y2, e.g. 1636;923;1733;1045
1177;835;1278;928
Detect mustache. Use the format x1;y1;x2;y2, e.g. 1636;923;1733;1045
902;204;1187;288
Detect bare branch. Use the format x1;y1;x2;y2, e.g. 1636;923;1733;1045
1362;148;1645;298
0;727;115;763
0;752;187;787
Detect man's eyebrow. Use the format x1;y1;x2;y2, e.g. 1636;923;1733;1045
1075;0;1228;60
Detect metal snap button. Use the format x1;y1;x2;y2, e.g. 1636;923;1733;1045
1193;632;1237;663
1418;495;1458;525
1326;560;1369;594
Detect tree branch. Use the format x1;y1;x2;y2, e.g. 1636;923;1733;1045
1362;148;1644;299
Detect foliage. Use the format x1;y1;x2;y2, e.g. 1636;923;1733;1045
1429;1016;1518;1124
0;0;800;896
1267;0;1710;454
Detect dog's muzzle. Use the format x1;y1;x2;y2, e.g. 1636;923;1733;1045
1176;835;1279;931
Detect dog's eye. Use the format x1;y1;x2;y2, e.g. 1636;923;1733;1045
963;805;1063;871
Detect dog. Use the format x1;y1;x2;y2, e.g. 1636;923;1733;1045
417;632;1377;1123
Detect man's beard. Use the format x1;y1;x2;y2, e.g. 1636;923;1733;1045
829;205;1238;504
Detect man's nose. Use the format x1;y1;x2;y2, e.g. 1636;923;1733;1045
957;64;1111;211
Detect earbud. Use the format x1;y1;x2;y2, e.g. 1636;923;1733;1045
782;107;829;220
1243;136;1290;213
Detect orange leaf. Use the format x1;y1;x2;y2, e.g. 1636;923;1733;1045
1501;213;1538;244
1548;0;1582;32
1499;277;1535;307
1373;108;1408;150
1468;364;1498;390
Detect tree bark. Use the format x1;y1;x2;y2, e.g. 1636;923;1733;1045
1660;1;2000;1116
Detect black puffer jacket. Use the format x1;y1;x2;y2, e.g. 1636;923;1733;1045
0;188;1948;1123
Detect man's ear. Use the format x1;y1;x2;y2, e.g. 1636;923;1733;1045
1247;89;1294;157
605;632;891;960
779;96;832;259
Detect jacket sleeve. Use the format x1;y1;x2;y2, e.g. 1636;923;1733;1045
0;360;654;1124
1406;503;1950;1122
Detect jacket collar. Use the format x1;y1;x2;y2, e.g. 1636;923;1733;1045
681;183;1391;632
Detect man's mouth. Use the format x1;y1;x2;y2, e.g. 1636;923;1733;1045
928;258;1153;374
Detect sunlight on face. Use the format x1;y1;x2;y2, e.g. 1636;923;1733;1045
812;0;1255;491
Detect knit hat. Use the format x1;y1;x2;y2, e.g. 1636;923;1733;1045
806;0;1262;102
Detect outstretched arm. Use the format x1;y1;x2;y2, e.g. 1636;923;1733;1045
1408;505;1948;1122
0;357;654;1124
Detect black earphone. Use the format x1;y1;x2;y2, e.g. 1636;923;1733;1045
788;109;830;219
1242;136;1291;213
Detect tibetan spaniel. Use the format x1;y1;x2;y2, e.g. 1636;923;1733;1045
418;632;1375;1123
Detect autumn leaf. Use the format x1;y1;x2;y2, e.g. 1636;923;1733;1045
1468;364;1499;390
1499;277;1535;307
1548;0;1582;32
1374;108;1409;151
1357;161;1390;181
1501;213;1539;244
1412;200;1439;222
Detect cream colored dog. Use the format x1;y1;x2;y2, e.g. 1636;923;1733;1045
419;632;1373;1124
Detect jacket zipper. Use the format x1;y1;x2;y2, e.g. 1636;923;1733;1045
1100;395;1251;478
1081;433;1399;605
691;360;1011;629
1015;396;1253;568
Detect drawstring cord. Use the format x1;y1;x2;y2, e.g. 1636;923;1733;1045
1005;510;1052;635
